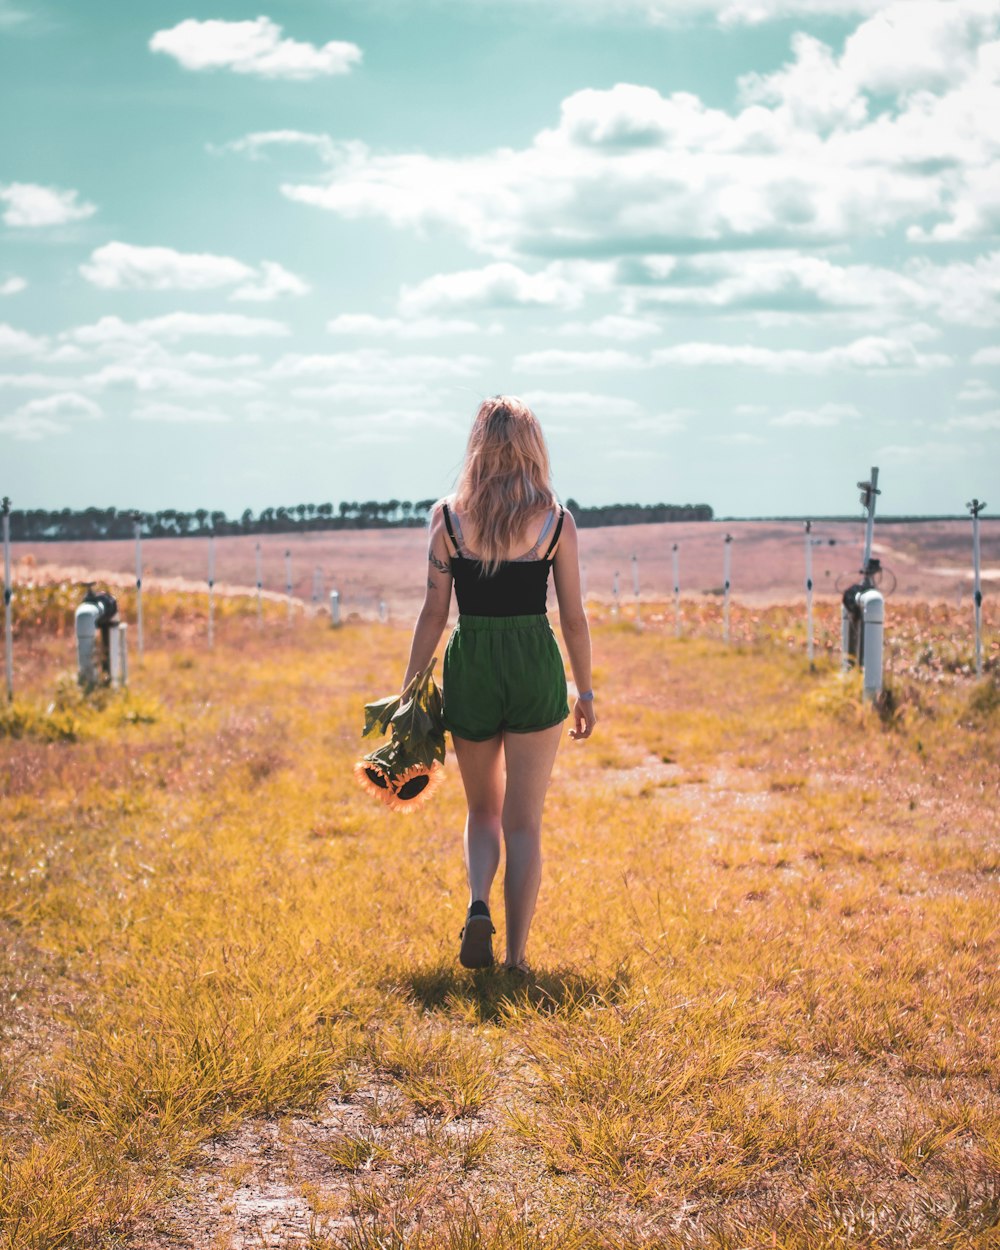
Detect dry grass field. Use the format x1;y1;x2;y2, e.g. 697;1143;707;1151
1;578;998;1249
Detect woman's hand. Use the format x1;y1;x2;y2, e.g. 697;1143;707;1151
569;697;597;740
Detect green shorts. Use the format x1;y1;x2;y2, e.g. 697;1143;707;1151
442;614;570;741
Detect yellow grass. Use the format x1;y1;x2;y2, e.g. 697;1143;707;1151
0;598;998;1249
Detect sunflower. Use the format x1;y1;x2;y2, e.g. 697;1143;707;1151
354;659;446;813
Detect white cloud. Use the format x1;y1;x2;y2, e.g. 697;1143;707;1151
958;378;999;402
0;182;97;228
79;243;308;301
555;314;662;340
653;335;951;372
0;277;26;296
131;402;233;423
972;346;1000;365
770;401;862;426
66;313;289;345
522;390;646;419
0;391;103;440
267;350;489;381
0;322;48;356
946;409;1000;430
326;313;493;339
445;0;887;28
211;130;338;161
150;17;361;80
232;260;310;302
739;33;867;132
399;262;584;314
514;348;648;373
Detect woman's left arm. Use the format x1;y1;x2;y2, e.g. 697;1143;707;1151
401;502;454;689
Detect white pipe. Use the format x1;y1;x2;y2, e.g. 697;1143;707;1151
723;535;732;643
110;622;128;688
207;534;215;649
134;515;144;662
75;602;100;688
860;588;884;702
255;542;263;628
2;498;12;702
329;589;341;628
672;542;680;637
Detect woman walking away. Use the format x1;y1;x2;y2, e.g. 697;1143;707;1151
401;396;597;975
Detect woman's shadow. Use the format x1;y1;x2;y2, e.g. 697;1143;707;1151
396;962;631;1022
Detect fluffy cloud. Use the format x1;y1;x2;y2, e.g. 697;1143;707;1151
946;409;1000;430
131;402;232;423
0;322;48;356
0;391;102;440
399;263;585;314
326;314;492;339
770;401;862;425
514;349;648;373
0;182;96;228
653;335;951;372
971;346;1000;365
958;378;999;402
79;243;308;301
0;277;26;296
66;313;289;344
150;17;361;80
555;315;662;340
211;130;338;161
267;350;489;381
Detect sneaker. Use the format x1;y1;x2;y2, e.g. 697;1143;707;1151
459;900;495;969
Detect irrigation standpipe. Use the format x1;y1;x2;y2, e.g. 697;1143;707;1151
2;496;12;702
967;497;987;679
841;466;884;702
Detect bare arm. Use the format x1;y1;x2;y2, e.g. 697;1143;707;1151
401;502;454;690
551;509;597;740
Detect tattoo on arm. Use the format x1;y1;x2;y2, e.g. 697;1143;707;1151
427;577;436;591
429;552;449;574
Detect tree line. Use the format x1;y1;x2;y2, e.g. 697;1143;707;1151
6;499;714;541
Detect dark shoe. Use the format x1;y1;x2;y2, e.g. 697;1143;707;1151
459;900;495;969
501;958;532;978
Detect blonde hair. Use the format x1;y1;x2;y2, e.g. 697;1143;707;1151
453;395;557;576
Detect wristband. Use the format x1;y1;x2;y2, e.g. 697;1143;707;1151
578;690;594;701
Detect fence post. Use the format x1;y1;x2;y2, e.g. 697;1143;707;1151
255;542;263;628
968;498;986;679
132;510;144;662
207;533;215;649
672;542;680;638
723;534;732;643
2;496;12;702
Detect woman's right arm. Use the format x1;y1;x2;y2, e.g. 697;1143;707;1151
551;509;597;740
400;502;454;690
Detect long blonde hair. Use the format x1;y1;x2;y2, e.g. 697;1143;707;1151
453;396;557;576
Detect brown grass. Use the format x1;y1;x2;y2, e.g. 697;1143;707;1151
0;589;998;1249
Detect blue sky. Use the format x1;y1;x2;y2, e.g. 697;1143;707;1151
1;0;998;517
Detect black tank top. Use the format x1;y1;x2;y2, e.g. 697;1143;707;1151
442;501;565;617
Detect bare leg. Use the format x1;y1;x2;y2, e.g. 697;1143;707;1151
451;733;504;906
501;722;563;966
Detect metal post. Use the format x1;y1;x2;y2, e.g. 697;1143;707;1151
631;553;641;629
968;498;986;679
861;466;880;572
612;570;620;618
255;541;263;628
285;549;293;625
132;512;144;662
672;542;680;638
805;521;814;665
2;497;12;702
723;534;732;643
207;533;215;649
329;589;341;628
378;598;388;624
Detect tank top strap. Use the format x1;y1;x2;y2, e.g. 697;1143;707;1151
542;506;565;561
441;501;461;556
